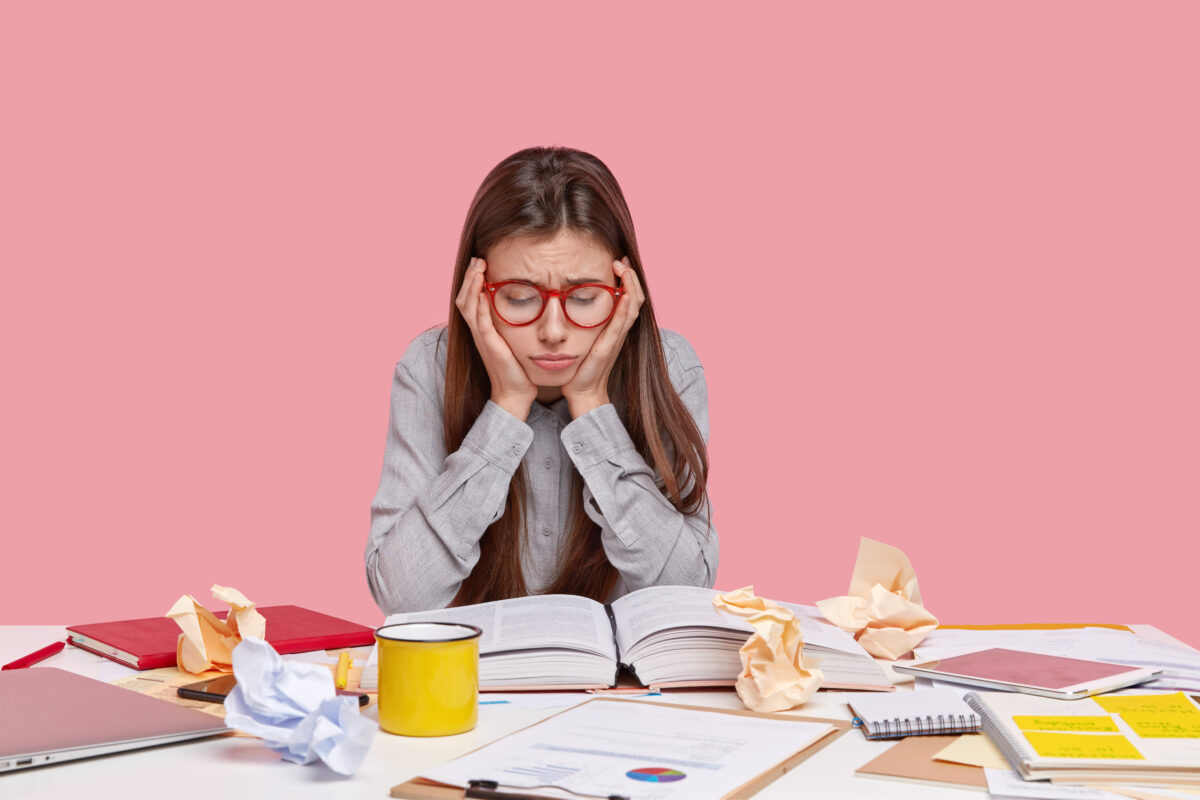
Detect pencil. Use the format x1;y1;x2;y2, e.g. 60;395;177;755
335;651;351;689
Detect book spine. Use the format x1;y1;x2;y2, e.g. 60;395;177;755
603;603;621;686
963;692;1028;772
66;639;176;670
271;631;376;654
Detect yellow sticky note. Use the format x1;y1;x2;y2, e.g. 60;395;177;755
1023;732;1144;760
1093;692;1199;716
1119;712;1200;739
1013;715;1119;733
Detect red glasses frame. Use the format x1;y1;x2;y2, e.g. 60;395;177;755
483;280;625;328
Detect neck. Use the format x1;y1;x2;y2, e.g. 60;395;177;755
536;385;563;405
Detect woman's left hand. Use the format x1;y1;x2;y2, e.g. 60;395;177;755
562;257;645;419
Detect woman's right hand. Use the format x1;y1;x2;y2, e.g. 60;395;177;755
455;257;538;420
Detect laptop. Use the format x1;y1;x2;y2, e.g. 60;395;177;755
0;667;229;772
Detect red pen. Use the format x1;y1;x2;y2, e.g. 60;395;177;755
2;641;67;670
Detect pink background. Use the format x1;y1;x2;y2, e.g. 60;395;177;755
3;3;1197;643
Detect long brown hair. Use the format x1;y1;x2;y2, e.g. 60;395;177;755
445;147;709;605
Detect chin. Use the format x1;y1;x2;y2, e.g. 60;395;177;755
527;365;577;388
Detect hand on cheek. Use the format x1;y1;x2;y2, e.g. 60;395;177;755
454;257;538;420
562;257;645;419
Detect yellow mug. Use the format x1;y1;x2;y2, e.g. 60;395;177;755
374;622;482;737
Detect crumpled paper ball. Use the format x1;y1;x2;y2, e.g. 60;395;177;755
223;637;377;775
816;537;938;659
165;584;267;674
713;587;823;712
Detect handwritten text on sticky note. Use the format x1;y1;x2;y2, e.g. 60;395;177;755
1023;732;1144;760
1013;716;1119;733
1119;712;1200;739
1093;692;1199;716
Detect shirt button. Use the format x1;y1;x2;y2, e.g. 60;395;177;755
541;526;552;536
511;445;520;456
543;458;553;470
572;443;583;454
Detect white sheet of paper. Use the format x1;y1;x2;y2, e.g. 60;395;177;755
984;768;1127;799
1069;628;1200;693
420;699;834;800
913;629;1093;660
480;693;591;711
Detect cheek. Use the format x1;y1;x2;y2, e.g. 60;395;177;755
494;324;529;357
575;327;604;352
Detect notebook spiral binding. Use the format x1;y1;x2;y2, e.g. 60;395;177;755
866;712;981;740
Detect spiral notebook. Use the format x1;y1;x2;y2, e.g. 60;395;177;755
848;687;980;740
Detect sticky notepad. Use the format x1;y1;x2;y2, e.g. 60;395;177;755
1119;712;1200;739
1093;692;1198;715
1092;692;1200;739
1013;715;1119;733
1022;731;1144;760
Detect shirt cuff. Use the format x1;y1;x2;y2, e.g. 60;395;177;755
461;400;534;471
561;403;636;469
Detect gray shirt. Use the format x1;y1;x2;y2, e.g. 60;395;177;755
365;326;718;614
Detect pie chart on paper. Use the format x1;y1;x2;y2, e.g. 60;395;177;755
626;767;687;783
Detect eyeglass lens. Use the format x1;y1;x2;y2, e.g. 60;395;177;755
493;284;615;326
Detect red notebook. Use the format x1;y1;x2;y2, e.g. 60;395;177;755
66;605;376;670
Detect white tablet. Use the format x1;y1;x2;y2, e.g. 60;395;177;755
891;647;1161;700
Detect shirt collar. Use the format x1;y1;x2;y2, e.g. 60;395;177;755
529;396;572;427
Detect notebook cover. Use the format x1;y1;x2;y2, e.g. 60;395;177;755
855;734;988;789
66;605;375;670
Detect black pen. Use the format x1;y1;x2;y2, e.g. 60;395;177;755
466;779;629;800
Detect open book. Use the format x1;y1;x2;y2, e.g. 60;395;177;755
360;585;892;691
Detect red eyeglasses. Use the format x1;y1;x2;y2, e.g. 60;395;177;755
484;280;625;328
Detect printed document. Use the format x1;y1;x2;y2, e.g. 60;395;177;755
420;698;835;800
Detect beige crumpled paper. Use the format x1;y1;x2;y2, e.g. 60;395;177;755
165;584;267;674
712;587;824;712
816;537;938;660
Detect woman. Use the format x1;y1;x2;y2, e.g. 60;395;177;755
365;146;717;614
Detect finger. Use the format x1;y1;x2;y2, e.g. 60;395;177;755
587;280;635;358
475;282;510;358
456;259;488;323
455;258;479;313
612;261;643;327
617;258;646;308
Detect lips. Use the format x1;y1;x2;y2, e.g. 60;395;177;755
530;354;576;371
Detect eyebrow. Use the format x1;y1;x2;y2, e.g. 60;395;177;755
501;276;604;286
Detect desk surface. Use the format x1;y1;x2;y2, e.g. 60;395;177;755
1;624;1191;799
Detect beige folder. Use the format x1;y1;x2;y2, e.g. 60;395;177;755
390;700;852;800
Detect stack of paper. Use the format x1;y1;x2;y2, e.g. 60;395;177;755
914;627;1200;693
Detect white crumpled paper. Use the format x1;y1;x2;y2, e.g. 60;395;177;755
223;637;377;775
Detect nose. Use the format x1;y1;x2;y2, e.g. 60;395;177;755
537;296;568;344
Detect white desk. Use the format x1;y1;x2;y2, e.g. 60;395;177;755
0;625;1190;799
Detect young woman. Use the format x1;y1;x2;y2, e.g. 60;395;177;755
365;146;717;614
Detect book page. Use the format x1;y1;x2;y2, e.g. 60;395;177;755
381;594;616;660
609;585;867;657
610;586;739;655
